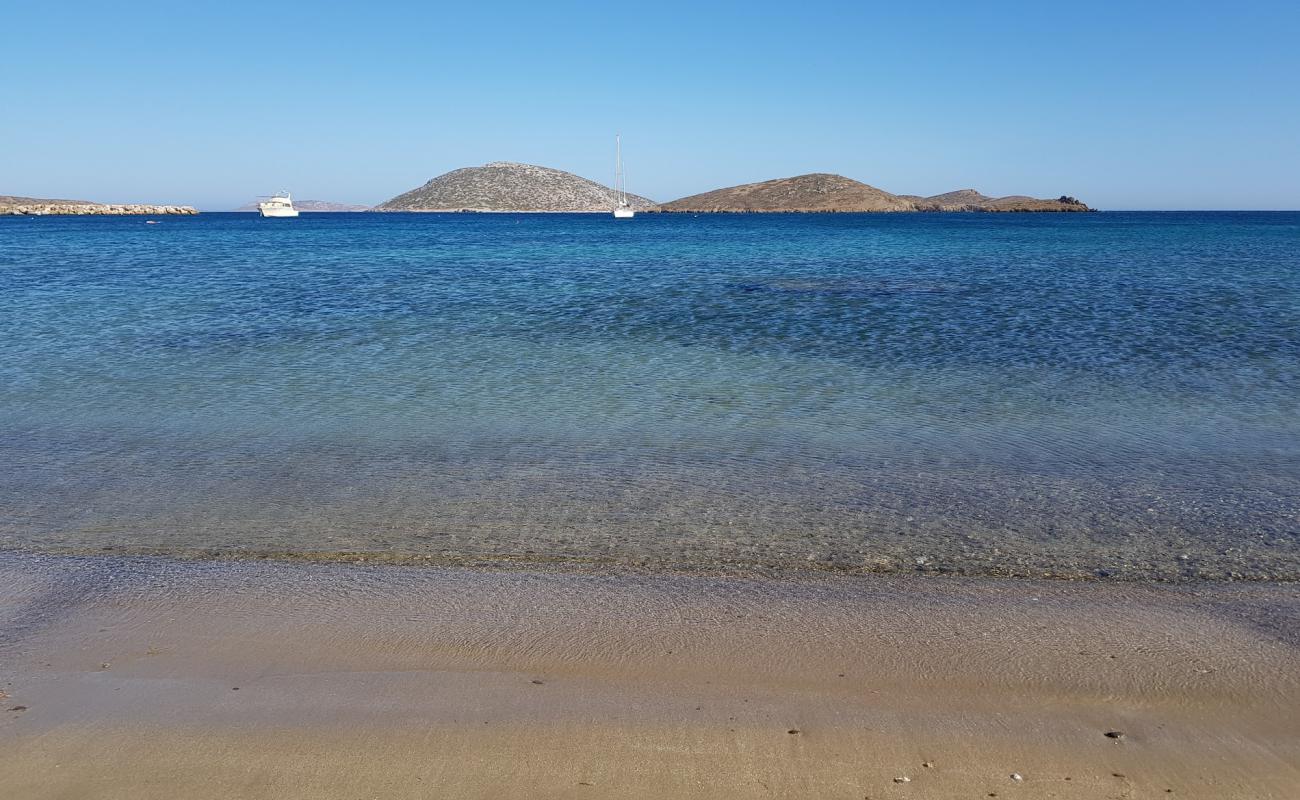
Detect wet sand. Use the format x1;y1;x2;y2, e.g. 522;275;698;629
2;552;1298;799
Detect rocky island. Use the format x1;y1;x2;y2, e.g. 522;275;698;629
657;173;915;213
658;175;1091;213
375;162;656;212
373;166;1090;214
1;195;198;216
900;188;1092;212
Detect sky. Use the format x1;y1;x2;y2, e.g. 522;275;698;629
2;1;1298;210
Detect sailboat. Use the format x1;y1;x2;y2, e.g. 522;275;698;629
612;135;634;219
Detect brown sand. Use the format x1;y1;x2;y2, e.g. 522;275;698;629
2;553;1298;799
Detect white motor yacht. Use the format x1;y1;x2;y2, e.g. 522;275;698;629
258;192;299;218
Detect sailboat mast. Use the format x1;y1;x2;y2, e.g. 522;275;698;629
610;133;635;218
615;134;624;201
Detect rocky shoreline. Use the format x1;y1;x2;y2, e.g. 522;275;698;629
2;202;198;216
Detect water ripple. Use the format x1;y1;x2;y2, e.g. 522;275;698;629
1;212;1297;579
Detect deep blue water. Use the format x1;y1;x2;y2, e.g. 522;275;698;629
1;211;1297;578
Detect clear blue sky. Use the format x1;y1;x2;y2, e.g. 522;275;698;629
3;1;1298;209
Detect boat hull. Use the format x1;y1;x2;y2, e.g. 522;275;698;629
613;208;635;219
259;207;299;218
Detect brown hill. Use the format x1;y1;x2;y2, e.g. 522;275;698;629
895;188;1092;212
915;189;996;210
375;162;655;212
656;173;915;213
657;176;1091;213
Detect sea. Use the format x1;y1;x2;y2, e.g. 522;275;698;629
1;211;1297;580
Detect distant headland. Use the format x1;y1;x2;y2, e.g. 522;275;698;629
374;163;1092;213
1;195;197;216
659;174;1091;213
234;199;370;212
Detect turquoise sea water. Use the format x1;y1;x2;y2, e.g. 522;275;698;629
1;212;1297;579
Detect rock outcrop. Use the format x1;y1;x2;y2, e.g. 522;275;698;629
375;162;655;212
1;196;198;215
978;195;1091;212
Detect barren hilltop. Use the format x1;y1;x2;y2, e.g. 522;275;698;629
658;175;1091;213
375;162;656;213
658;174;915;213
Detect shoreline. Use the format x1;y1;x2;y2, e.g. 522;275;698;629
5;543;1296;584
1;203;198;216
3;551;1298;799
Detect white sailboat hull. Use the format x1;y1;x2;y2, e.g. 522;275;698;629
613;207;635;219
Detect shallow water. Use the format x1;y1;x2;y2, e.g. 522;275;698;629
1;212;1297;578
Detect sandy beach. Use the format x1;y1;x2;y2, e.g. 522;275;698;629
2;552;1297;799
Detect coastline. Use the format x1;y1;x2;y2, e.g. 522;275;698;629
8;541;1298;583
3;551;1297;799
1;203;198;216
